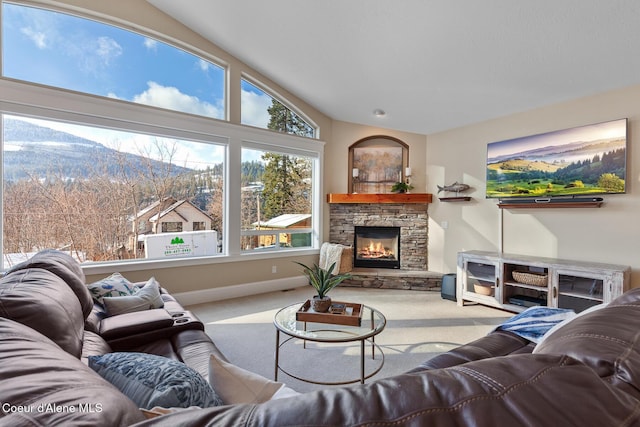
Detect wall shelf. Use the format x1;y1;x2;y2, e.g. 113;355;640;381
327;193;432;204
439;196;471;202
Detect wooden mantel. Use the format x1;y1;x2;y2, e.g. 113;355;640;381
327;193;433;204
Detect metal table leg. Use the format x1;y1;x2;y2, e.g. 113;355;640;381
274;329;280;381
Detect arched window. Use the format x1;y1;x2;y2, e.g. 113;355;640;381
241;78;316;138
2;2;225;119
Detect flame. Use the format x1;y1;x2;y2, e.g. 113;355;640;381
359;240;394;259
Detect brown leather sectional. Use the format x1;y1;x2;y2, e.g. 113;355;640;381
0;249;223;425
2;249;640;426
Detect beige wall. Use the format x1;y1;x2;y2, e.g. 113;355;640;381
427;84;640;286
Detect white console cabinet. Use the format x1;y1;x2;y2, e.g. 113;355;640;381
457;251;630;313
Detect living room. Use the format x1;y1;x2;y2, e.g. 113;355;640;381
3;0;636;294
2;1;640;425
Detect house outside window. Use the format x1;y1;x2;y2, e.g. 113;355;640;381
193;222;206;231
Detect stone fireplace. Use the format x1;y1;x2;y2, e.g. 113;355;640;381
327;193;441;290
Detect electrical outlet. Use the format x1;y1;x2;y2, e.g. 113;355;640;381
272;265;277;274
441;221;449;229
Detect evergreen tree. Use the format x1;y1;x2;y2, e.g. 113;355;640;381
267;99;314;137
260;153;311;220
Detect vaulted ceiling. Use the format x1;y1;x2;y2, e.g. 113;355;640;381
149;0;640;135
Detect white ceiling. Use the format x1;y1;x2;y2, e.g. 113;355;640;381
148;0;640;135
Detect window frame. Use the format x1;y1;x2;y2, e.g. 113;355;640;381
0;1;324;275
0;78;323;275
240;141;320;253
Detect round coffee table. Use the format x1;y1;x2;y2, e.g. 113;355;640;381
273;302;386;385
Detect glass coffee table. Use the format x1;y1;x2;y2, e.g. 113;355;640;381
273;302;386;385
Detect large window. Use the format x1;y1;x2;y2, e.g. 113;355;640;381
1;1;322;269
2;2;225;119
241;79;315;138
2;115;225;267
241;147;315;251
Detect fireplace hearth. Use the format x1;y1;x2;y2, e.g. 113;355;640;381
354;226;401;269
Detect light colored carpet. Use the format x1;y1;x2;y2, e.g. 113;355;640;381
187;286;513;393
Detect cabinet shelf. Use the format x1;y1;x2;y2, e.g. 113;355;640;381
458;251;630;313
504;281;548;292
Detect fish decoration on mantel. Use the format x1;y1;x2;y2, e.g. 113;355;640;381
437;181;472;202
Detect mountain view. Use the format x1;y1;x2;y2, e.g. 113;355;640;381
3;118;193;181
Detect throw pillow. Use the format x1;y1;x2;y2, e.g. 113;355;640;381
87;272;137;305
89;352;222;410
102;277;164;316
208;353;285;404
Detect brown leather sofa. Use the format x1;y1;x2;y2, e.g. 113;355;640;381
134;290;640;426
2;249;640;426
0;249;224;426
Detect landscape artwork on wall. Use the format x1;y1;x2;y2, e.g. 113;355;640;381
349;136;408;194
486;118;627;199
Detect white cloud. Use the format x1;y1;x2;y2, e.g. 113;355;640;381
96;36;123;65
133;81;223;119
143;38;158;50
20;27;47;49
198;59;210;72
240;89;271;128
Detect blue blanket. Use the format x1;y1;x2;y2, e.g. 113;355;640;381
494;306;575;343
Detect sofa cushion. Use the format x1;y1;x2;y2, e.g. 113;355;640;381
0;317;145;426
6;249;93;318
535;288;640;397
103;277;164;316
88;352;223;409
87;272;137;305
208;353;285;404
0;268;86;358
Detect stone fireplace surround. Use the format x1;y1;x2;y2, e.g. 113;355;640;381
328;195;442;290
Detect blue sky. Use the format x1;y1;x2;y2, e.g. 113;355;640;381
2;2;271;165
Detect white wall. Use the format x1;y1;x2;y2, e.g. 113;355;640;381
427;84;640;286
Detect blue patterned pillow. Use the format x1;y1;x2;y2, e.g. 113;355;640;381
88;352;222;409
87;272;137;305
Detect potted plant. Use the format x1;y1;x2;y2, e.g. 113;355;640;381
391;182;414;193
295;261;351;312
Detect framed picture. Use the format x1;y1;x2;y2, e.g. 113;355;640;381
348;136;409;193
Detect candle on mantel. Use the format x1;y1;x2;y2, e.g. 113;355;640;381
405;167;412;177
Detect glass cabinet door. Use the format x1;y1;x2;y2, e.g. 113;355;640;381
464;260;499;301
553;269;606;313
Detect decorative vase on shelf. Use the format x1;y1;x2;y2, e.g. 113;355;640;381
312;295;332;313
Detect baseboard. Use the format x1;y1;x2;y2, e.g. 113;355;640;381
173;275;308;306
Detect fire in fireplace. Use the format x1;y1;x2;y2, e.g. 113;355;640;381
354;226;401;269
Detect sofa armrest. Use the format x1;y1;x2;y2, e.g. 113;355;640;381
98;309;174;341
